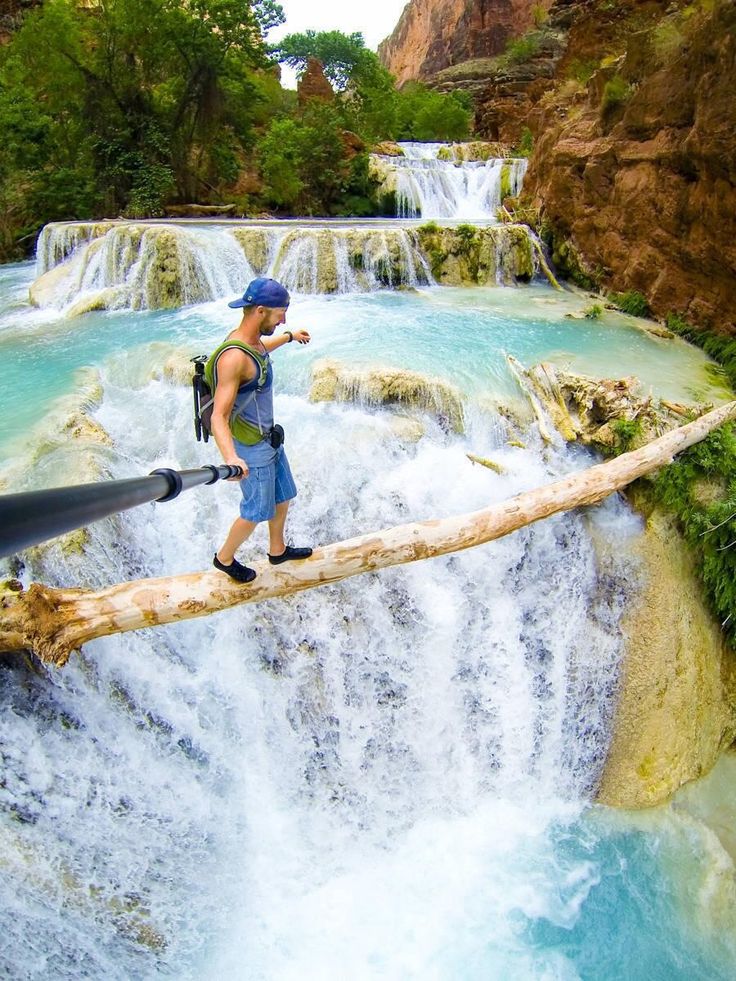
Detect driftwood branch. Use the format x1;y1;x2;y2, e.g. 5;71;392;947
3;401;735;666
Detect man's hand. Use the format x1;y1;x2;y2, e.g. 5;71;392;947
226;457;248;480
291;329;311;344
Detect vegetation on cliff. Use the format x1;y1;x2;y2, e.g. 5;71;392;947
0;6;471;257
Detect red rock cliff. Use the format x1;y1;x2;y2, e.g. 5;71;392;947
526;0;736;334
378;0;552;86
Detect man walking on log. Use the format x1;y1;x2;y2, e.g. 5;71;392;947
208;277;312;583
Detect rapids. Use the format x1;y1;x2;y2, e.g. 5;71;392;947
1;155;735;979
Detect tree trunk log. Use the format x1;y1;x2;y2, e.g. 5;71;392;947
3;401;735;666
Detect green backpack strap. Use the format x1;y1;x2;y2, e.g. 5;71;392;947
204;340;268;391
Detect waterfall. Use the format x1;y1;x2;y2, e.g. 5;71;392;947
373;142;528;220
3;247;734;977
29;219;549;315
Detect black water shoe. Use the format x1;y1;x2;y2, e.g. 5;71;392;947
268;545;313;565
213;554;256;583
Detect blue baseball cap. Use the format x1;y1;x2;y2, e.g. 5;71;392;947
228;277;290;309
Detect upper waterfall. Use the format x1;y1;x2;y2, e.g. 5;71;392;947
371;142;528;221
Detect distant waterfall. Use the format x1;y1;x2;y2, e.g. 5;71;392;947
375;143;528;221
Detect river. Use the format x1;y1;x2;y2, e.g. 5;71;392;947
1;146;735;980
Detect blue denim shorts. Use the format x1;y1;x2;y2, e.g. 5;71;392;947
234;440;297;523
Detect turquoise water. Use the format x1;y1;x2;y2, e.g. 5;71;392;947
1;263;725;460
1;260;735;979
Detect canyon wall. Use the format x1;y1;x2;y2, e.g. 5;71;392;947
526;0;736;335
380;0;735;334
378;0;552;87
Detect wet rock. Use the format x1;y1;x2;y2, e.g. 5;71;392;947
309;358;465;433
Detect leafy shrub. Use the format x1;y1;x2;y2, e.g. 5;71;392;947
646;424;736;646
601;75;632;112
666;313;736;391
584;303;603;319
506;35;541;64
611;417;641;449
567;58;599;84
516;127;534;158
609;290;650;317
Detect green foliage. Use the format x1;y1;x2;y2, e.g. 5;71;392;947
532;4;548;28
567;58;599;84
391;83;471;142
516;127;534;158
602;311;736;647
601;74;633;113
584;303;603;319
500;163;513;200
272;29;367;89
666;313;736;391
258;102;354;214
506;34;541;64
645;424;736;645
610;416;641;449
609;290;650;317
0;0;284;251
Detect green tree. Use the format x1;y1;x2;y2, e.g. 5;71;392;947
272;29;368;89
394;84;472;141
0;0;284;246
258;102;351;213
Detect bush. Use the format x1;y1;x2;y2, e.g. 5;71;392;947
666;313;736;391
601;75;633;113
567;58;599;84
584;303;603;319
645;424;736;647
609;290;650;317
516;127;534;158
506;35;541;64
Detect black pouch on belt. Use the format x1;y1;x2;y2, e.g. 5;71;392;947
269;424;285;449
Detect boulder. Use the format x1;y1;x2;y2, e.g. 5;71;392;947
597;508;736;808
309;359;465;433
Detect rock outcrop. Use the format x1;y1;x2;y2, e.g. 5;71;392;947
378;0;552;86
597;507;736;808
524;0;736;335
297;57;334;105
309;359;465;433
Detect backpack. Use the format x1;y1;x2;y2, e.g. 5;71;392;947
190;342;269;444
191;355;213;442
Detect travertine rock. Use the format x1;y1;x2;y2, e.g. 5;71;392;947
597;508;736;808
309;358;465;433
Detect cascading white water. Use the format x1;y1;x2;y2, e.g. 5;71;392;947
382;142;528;220
32;223;443;313
2;272;735;978
0;308;634;975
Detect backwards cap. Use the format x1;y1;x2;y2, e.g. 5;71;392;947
228;277;290;309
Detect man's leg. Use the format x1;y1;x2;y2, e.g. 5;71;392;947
216;516;258;565
267;500;290;557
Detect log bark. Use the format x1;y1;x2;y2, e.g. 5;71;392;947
2;401;735;666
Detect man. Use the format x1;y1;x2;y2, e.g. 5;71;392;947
208;277;312;583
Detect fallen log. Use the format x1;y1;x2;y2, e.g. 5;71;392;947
2;400;735;666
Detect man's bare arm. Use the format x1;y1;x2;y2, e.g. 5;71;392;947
262;329;311;352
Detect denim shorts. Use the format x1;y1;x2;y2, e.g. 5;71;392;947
234;440;297;523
